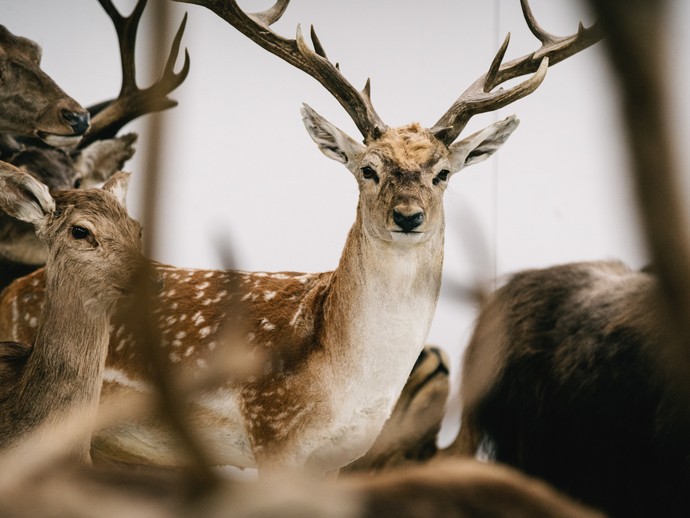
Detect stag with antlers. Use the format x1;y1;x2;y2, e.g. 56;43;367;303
0;0;600;473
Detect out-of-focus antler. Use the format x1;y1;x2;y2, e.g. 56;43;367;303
431;0;603;145
80;0;190;147
174;0;387;142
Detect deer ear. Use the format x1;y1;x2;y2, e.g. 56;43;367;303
73;133;137;188
0;163;54;225
102;171;131;209
448;115;520;171
301;103;365;166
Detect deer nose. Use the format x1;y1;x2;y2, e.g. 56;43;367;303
393;210;424;233
60;108;90;135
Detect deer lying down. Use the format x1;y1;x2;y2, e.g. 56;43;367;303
0;165;147;461
454;260;690;518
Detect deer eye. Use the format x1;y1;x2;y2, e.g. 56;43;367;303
361;166;379;183
433;169;450;185
71;226;90;240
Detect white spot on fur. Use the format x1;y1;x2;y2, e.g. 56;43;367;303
199;326;211;338
260;318;276;331
264;291;276;301
290;302;305;327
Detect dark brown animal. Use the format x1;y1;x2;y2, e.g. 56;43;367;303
0;25;89;147
454;261;690;517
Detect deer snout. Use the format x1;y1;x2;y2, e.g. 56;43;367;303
59;107;90;136
393;209;424;233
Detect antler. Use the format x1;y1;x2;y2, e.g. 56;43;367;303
79;0;191;147
431;0;603;146
173;0;388;142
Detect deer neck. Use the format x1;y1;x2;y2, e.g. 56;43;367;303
15;266;112;458
320;210;444;410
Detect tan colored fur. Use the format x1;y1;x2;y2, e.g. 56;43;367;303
0;171;145;461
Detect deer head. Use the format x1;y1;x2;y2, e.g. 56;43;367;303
176;0;601;246
0;165;144;302
0;26;89;147
302;106;518;245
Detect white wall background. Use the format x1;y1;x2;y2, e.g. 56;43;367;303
3;0;690;442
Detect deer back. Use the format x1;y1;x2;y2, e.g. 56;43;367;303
458;260;690;517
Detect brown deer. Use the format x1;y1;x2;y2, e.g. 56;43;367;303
0;164;147;462
0;0;600;472
0;0;189;291
0;25;89;148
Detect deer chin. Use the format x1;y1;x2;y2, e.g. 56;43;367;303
389;230;427;245
37;132;83;150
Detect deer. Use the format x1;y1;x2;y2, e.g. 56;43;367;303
0;0;601;473
0;25;89;149
0;0;189;291
0;164;147;462
452;262;690;517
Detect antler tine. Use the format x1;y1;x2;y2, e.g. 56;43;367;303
80;6;191;147
520;0;559;45
249;0;290;27
97;0;148;96
173;0;387;141
431;0;602;146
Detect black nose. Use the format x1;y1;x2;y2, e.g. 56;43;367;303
393;210;424;233
61;109;90;135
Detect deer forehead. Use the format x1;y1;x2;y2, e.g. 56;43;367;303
51;190;132;225
365;124;447;172
0;25;41;63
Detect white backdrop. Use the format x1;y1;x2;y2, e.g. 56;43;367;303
4;0;690;442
